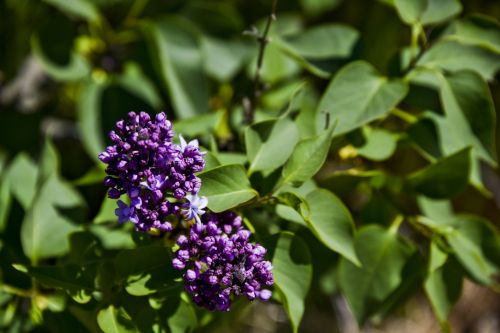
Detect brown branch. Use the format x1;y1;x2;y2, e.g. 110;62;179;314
243;0;278;124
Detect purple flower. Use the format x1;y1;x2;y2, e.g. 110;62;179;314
99;111;206;232
115;200;133;223
182;194;208;224
172;211;274;311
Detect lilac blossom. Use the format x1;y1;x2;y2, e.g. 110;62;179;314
172;211;274;311
99;111;206;232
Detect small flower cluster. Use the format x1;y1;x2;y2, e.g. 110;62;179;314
99;111;206;232
172;211;273;311
100;112;273;311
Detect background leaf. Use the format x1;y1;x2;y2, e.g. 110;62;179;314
198;164;258;212
269;232;312;333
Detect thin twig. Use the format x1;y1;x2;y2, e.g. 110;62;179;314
243;0;278;124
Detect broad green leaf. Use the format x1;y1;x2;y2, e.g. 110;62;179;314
146;19;209;119
198;164;258;212
303;189;359;265
407;148;470;199
6;153;38;210
420;0;462;25
275;191;309;226
97;306;138;333
356;127;398;161
21;174;84;262
40;138;60;181
319;170;383;194
201;37;251;82
115;62;162;109
417;196;454;222
424;242;463;331
246;117;299;176
42;0;100;23
280;125;334;188
270;232;312;333
444;216;500;286
273;24;358;78
300;0;342;16
439;70;497;165
317;61;408;135
77;80;107;163
216;152;248;165
394;0;427;24
247;43;301;84
173;111;224;138
444;16;500;54
417;40;500;81
13;263;95;292
277;24;359;60
93;196;118;224
275;180;318;225
89;224;135;250
167;300;197;333
115;246;177;296
0;176;11;232
32;35;90;81
338;225;414;323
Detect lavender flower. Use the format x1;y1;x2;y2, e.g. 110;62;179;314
99;111;206;232
172;211;274;311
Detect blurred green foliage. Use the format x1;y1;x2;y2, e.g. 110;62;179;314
1;0;500;332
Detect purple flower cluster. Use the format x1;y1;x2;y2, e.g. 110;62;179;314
99;111;206;232
172;211;274;311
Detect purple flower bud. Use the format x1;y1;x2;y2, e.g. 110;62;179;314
172;212;274;311
98;112;206;233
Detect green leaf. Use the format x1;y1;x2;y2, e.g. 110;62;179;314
246;117;299;176
338;225;414;323
273;24;358;78
394;0;427;24
115;246;177;296
146;19;208;119
302;189;359;265
167;300;197;333
247;43;301;83
42;0;100;23
420;0;462;25
173;111;224;138
444;215;500;286
270;232;312;333
32;35;90;81
40;138;60;181
317;61;408;135
77;80;107;163
21;174;84;262
280;125;334;188
97;305;138;333
201;37;251;82
424;242;463;331
0;175;11;232
438;70;497;165
198;165;258;212
93;195;118;224
13;263;95;292
407;148;471;199
417;40;500;81
6;153;38;210
89;224;135;250
417;196;454;222
299;0;342;16
444;15;500;54
356;127;398;161
115;62;162;109
277;23;359;59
